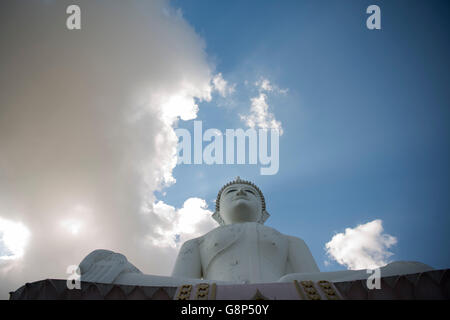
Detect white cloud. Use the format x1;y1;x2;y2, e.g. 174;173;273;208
325;219;397;270
0;0;215;298
151;198;217;248
0;217;30;261
240;78;284;135
255;78;288;95
212;73;235;97
255;78;273;92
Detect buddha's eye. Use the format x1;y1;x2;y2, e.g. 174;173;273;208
246;189;256;195
225;188;236;194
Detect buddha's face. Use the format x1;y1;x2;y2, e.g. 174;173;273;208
219;183;262;225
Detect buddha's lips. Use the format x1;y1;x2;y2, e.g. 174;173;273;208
233;196;248;201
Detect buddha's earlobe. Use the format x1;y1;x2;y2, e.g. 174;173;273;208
259;210;270;224
212;211;225;226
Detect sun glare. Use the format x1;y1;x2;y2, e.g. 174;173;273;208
61;219;82;235
0;217;31;260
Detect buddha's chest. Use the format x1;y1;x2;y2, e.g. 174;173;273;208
198;223;289;277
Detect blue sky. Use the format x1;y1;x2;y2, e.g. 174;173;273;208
165;0;450;271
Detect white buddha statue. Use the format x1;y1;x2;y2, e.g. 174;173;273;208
79;177;432;287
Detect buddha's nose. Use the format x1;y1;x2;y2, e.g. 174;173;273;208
236;188;246;196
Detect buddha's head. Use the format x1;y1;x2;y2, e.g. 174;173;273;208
212;177;270;225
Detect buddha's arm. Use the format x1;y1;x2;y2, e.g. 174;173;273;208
80;249;143;284
286;236;320;274
171;238;202;279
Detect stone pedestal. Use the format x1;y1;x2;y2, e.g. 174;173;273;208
9;269;450;300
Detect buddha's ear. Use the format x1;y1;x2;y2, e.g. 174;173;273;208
212;211;225;226
259;210;270;224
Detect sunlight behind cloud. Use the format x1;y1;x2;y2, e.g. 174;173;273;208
0;0;216;298
61;219;83;235
0;217;31;260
